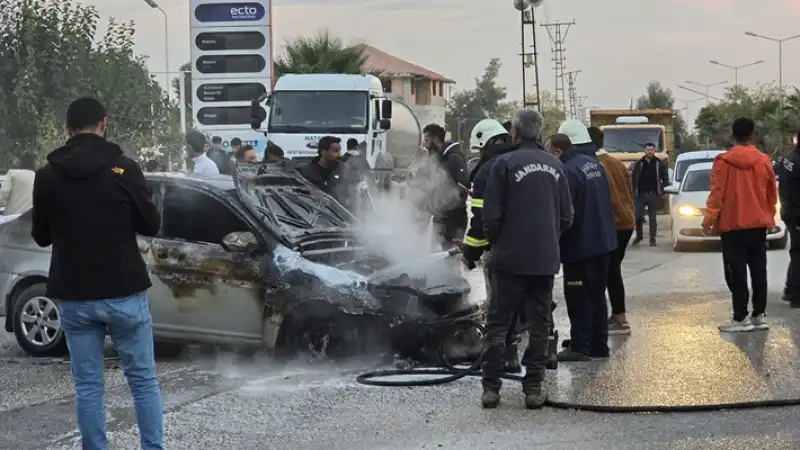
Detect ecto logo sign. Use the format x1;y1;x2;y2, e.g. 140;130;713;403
230;6;258;19
194;2;266;23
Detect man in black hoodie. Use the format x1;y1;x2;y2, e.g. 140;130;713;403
422;123;470;250
31;97;163;448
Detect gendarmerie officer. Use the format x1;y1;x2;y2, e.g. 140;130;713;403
481;109;573;409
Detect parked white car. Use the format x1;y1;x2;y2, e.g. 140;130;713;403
665;162;787;252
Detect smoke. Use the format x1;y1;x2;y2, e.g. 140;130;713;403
354;157;464;277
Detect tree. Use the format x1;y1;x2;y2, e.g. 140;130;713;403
694;84;791;155
274;29;379;78
0;0;178;170
445;58;508;144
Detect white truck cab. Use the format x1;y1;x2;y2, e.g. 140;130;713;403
249;74;423;186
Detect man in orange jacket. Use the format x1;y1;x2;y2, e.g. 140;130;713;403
702;118;778;333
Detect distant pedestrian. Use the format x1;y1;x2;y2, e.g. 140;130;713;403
185;131;220;177
207;135;231;174
630;143;669;246
31;97;164;449
779;129;800;308
230;137;242;157
300;136;341;192
588;126;636;335
422;123;470;251
234;144;258;163
703;118;777;332
546;132;617;362
0;151;37;215
481;109;573;409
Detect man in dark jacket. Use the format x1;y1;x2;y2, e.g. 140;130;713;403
462;118;521;372
300;136;341;193
481;109;573;409
333;139;372;213
547;133;618;362
423;123;470;250
630;143;669;246
208;135;232;175
778;131;800;307
31;97;163;448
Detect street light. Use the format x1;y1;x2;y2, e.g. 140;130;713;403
677;85;724;103
745;31;800;142
684;80;727;105
709;59;764;86
144;0;170;99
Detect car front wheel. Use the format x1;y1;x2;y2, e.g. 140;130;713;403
12;283;68;357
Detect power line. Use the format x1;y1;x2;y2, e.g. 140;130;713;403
542;20;575;112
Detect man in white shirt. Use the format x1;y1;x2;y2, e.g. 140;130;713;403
185;131;220;177
0;152;37;215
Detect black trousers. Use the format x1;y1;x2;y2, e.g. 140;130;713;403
635;192;660;241
563;253;611;356
482;257;524;349
785;220;800;302
433;212;467;250
720;228;768;321
608;229;633;315
482;271;553;392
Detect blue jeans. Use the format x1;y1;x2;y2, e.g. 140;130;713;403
59;291;164;450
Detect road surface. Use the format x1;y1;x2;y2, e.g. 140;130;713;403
1;224;799;449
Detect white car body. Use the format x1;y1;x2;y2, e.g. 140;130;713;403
667;162;787;252
668;150;725;210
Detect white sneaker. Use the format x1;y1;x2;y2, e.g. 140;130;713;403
718;317;755;332
751;314;769;330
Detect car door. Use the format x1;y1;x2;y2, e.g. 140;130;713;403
147;182;264;344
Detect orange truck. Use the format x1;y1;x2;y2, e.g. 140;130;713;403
589;109;678;168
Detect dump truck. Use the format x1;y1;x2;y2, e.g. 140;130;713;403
590;109;679;168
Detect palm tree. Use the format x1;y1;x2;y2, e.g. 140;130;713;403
274;29;382;78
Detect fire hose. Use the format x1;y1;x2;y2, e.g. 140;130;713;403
355;251;800;412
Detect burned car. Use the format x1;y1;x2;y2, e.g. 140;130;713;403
0;163;482;361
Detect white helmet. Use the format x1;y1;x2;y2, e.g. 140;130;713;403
470;119;509;150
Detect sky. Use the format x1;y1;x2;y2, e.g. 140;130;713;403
96;0;800;129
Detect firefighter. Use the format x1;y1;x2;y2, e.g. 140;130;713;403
462;119;522;372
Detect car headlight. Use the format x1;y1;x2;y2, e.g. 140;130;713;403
678;205;702;216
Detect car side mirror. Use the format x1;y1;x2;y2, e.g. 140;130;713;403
379;118;391;130
222;231;258;253
664;186;679;195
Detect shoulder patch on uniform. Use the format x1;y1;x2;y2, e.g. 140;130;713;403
111;167;124;175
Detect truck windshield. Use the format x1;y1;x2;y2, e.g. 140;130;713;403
268;91;369;134
603;127;664;153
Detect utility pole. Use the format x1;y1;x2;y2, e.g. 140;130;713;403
519;6;543;111
565;70;580;119
577;95;589;125
542;20;575;112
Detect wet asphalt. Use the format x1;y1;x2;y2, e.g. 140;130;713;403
2;218;800;449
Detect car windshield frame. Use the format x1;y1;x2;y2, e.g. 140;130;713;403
681;169;711;192
674;158;715;183
602;127;665;153
233;168;358;237
267;90;369;135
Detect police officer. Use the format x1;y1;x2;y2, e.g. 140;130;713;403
545;132;617;362
779;130;800;308
462;119;522;372
481;109;573;409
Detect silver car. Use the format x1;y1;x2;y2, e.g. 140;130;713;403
0;166;477;360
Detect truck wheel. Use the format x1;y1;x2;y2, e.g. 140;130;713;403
12;283;68;357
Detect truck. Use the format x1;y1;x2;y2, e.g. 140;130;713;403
589;109;679;168
249;74;424;188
